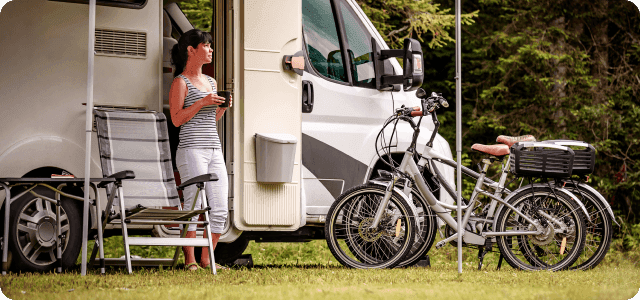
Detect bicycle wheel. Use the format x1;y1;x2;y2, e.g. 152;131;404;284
395;188;437;268
560;182;613;270
325;184;416;269
494;186;587;271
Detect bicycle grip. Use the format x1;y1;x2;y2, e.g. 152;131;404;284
410;110;423;117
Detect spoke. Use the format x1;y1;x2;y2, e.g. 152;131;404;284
29;245;43;262
58;213;68;223
21;242;33;257
34;198;44;213
17;223;37;235
44;200;54;216
19;213;38;224
48;249;56;262
60;224;70;234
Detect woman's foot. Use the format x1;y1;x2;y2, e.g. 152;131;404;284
201;263;229;270
183;230;198;271
185;262;201;271
200;232;222;269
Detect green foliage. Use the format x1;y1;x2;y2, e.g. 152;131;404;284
357;0;477;49
178;0;212;32
415;0;640;225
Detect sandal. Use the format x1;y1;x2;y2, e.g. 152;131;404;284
185;262;201;271
202;263;229;270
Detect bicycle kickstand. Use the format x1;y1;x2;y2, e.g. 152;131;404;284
477;239;493;270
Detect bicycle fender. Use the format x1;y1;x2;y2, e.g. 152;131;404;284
553;187;591;222
574;182;619;226
493;183;590;223
368;180;421;231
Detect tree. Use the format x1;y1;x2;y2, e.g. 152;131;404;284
179;0;213;32
356;0;477;49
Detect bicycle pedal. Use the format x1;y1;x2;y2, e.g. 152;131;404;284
435;241;446;249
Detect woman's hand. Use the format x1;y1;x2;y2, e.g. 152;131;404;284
199;93;226;107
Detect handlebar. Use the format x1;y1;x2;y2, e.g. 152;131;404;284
410;110;423;117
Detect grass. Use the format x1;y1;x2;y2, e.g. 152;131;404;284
1;236;639;300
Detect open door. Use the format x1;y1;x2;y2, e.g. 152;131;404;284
233;0;303;231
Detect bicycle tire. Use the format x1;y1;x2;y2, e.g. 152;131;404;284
324;184;416;269
494;186;587;271
395;188;437;268
560;183;613;270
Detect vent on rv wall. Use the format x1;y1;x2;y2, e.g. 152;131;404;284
95;29;147;58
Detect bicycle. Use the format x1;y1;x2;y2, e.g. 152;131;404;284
325;88;589;271
429;137;614;270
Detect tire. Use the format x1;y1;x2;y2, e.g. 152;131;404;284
324;184;416;269
395;188;437;268
494;186;587;271
561;183;613;270
8;186;82;272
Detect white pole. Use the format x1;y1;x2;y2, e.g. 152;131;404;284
81;0;96;276
455;0;463;274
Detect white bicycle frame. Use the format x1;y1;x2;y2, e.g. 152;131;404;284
371;142;590;248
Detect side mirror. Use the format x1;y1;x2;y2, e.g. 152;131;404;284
402;38;424;91
371;37;424;91
415;88;427;99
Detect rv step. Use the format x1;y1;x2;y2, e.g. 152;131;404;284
127;237;210;247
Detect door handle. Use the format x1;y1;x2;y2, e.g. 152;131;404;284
283;51;305;76
302;80;314;113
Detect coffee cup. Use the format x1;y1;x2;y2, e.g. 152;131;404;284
217;90;231;107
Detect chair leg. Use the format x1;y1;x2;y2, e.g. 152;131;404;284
203;210;216;275
91;185;116;269
117;186;133;274
171;221;193;268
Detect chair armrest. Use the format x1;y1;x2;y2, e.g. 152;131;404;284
97;170;136;188
177;173;218;191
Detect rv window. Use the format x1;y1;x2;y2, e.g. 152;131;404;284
337;0;376;89
49;0;147;9
302;0;347;83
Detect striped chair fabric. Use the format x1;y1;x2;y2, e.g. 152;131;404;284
94;109;179;208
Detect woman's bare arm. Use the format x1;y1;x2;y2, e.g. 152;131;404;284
169;77;202;127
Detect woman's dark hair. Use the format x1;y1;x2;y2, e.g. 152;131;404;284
171;29;213;77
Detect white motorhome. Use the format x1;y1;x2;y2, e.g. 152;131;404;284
0;0;454;272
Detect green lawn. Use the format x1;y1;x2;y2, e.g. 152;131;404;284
0;239;639;300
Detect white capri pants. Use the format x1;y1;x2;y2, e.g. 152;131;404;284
175;148;228;233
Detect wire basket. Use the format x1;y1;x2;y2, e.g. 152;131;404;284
510;143;575;178
545;140;596;176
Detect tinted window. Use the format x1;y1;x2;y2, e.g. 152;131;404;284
302;0;347;82
337;0;375;88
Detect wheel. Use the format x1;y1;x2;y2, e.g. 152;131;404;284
395;188;437;268
494;186;587;271
561;183;613;270
324;184;416;269
8;186;82;272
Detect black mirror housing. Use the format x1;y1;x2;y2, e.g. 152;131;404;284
371;37;424;91
402;38;424;91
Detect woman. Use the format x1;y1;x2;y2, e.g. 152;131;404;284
169;29;231;271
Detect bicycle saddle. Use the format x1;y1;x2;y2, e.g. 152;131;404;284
496;135;537;147
471;143;510;157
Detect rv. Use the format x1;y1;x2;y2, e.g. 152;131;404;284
0;0;454;272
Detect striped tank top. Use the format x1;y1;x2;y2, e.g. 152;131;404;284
176;74;221;149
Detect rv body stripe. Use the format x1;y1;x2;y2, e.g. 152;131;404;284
301;133;368;194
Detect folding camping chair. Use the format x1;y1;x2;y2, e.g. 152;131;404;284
86;108;218;274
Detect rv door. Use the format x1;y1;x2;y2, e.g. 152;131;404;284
234;0;303;231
